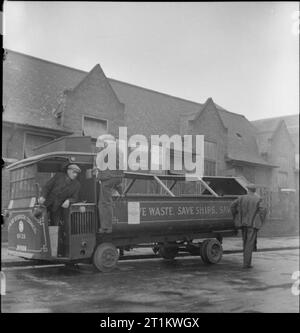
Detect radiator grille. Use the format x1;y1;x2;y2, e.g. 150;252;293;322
70;211;96;235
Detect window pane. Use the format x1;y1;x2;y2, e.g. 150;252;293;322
204;141;217;160
278;172;288;188
204;160;216;176
83;117;107;138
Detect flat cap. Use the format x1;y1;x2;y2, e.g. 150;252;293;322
67;164;81;173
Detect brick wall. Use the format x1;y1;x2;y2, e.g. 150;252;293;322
62;65;125;137
268;123;296;191
254;166;272;188
188;102;228;176
2;124;27;161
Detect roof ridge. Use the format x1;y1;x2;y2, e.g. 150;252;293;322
71;64;102;92
7;48;206;109
251;114;299;122
6;48;88;75
108;77;204;107
216;107;246;118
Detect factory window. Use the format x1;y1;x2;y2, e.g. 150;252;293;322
278;171;288;188
277;155;289;171
82;116;107;138
204;160;217;176
295;154;299;170
204;141;217;176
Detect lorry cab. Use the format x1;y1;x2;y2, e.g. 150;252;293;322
5;151;97;261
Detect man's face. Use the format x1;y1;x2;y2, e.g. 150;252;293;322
67;169;79;180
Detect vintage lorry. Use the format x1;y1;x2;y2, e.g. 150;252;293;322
4;136;247;272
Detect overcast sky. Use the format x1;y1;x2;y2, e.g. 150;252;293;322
3;1;299;120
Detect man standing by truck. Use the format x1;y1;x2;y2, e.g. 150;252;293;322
95;134;124;233
230;183;267;268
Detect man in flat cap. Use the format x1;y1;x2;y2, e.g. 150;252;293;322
230;183;267;268
38;163;81;254
95;134;124;233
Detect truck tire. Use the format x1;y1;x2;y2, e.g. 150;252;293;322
200;239;223;264
93;242;119;272
200;240;210;264
159;244;178;260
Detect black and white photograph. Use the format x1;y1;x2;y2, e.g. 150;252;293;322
1;1;299;316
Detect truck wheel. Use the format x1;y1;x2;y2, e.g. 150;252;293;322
200;239;223;264
159;244;178;260
200;240;210;264
93;242;119;272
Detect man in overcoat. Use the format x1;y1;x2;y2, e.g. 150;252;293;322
95;134;124;233
38;163;81;255
230;184;267;268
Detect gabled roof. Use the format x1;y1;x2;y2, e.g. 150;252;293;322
3;49;202;137
184;98;273;167
251;114;299;132
3;50;86;131
192;97;227;131
71;64;123;106
3;49;274;167
252;115;299;152
109;78;202;136
219;109;273;166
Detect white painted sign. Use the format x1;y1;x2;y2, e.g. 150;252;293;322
128;202;140;224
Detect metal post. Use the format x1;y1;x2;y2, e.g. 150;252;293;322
154;176;175;197
169;180;177;191
195;176;219;197
124;179;135;194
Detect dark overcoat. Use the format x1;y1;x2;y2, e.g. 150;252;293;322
230;193;267;230
41;173;80;212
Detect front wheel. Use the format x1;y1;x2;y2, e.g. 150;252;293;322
93;242;119;272
200;239;223;264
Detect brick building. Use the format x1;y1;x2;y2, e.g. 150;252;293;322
2;49;299;237
251;115;299;224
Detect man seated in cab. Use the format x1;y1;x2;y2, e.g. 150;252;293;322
38;163;81;255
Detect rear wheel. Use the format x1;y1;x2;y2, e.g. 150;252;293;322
200;239;223;264
159;243;179;260
93;242;119;272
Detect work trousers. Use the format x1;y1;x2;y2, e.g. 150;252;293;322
98;177;123;232
241;227;258;267
49;208;68;256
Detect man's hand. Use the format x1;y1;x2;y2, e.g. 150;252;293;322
92;167;98;176
61;199;70;208
38;196;46;205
